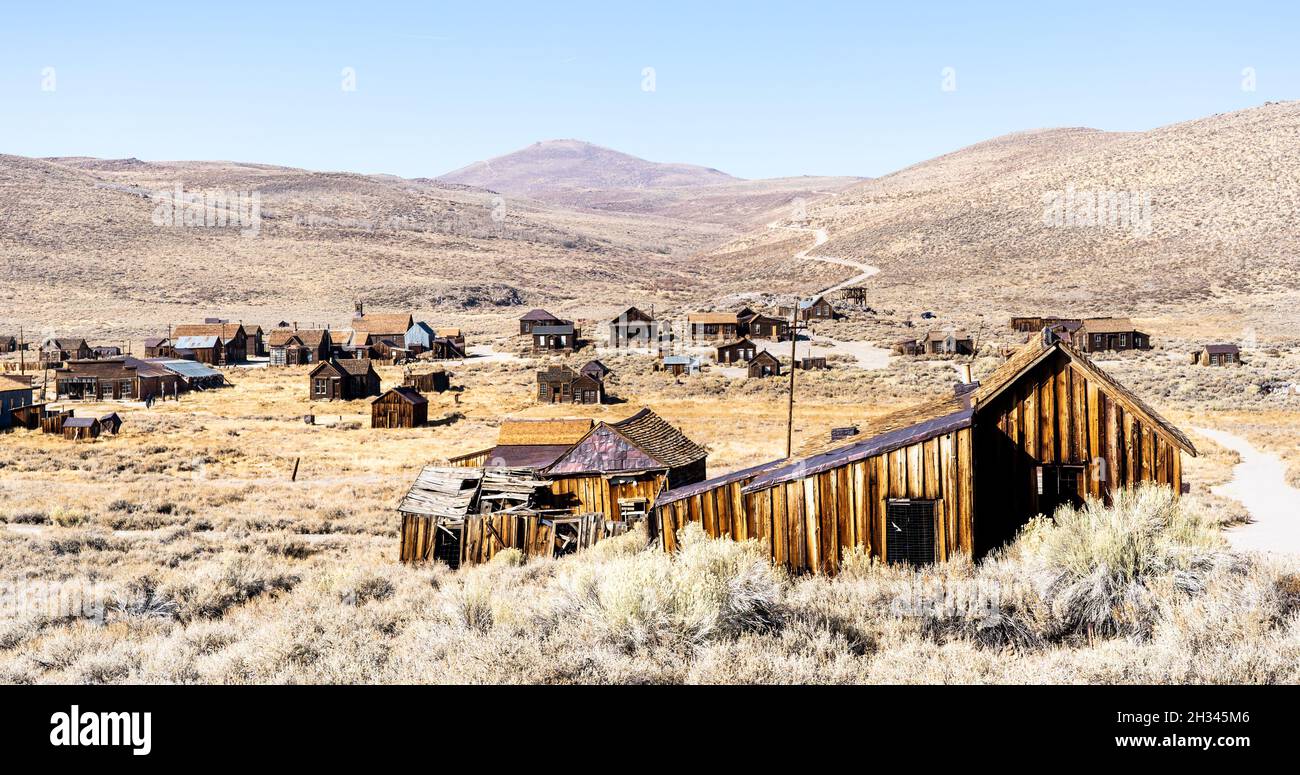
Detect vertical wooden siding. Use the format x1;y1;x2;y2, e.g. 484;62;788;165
546;473;665;523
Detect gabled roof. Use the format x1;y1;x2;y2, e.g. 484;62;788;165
520;308;563;322
750;350;781;366
797;296;827;310
405;321;436;339
611;306;654;324
143;337;169;348
173;323;244;342
351;313;413;334
1079;317;1139;334
377;386;427;405
1203;343;1240;355
45;338;87;351
717;337;756;350
335;358;377;377
545;408;706;475
174;335;220;349
661;355;699;366
580;359;610;377
657;458;787;507
925;330;971;342
537;365;579;383
436;327;462;338
64;417;98;428
746;333;1196;494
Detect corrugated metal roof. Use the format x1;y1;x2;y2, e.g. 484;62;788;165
154;359;222;379
661;355;698;366
174;335;219;349
657;458;787;506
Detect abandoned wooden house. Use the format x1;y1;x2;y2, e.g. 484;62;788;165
403;322;437;355
532;323;578;353
448;418;594;470
925;330;975;355
739;310;791;340
1009;316;1080;333
308;358;381;401
895;338;925;356
779;294;836;323
371;387;429;428
536;364;602;405
659;354;701;376
652;330;1196;575
748;350;782;378
62;416;102;441
403;368;451;393
423;337;466;361
716;337;758;364
795;356;829;370
143;337;174;358
99;412;123;435
267;328;333;366
0;375;36;429
519;308;565;335
92;346;122;359
172;335;224;364
245;326;265;358
609;306;660;348
1071;318;1150;353
172;323;246;364
544;408;708;524
55;358;180;402
397;466;605;567
350;307;414;345
436;328;466;349
580;359;611;381
687;312;740;343
1199;344;1242;367
0;336;19;353
41;338;92;366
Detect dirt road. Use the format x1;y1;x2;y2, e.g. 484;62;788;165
1195;427;1300;554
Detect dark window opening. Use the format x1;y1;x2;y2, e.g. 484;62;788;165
885;499;936;566
1037;465;1085;516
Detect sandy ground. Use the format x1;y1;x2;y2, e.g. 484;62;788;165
1195;427;1300;554
768;223;881;294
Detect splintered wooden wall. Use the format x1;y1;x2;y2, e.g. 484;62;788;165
546;473;666;522
747;428;975;575
399;512;606;567
972;351;1184;553
445;449;492;468
657;477;765;553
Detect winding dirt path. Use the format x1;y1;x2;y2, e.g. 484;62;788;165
1194;427;1300;554
768;222;880;294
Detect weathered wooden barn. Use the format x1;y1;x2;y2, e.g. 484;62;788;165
172;323;246;364
0;375;36;429
536;365;602;404
1071;318;1150;353
55;358;179;402
0;336;19;353
653;331;1196;575
1199;344;1241;367
62;416;102;441
403;369;451;393
308;358;381;401
397;466;605;567
532;323;578;353
688;312;740;343
519;308;565;335
748;350;782;377
716;337;758;364
609;306;659;348
372;387;428;428
267;328;333;366
41;338;92;366
543;408;707;524
143;337;174;358
245;326;265;358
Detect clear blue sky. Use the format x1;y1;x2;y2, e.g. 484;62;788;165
1;1;1294;179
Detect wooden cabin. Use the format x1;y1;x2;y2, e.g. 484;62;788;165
532;323;578;353
0;336;19;353
716;338;758;364
536;365;602;405
308;358;381;401
143;337;174;358
796;356;829;370
544;408;707;524
350;309;414;345
436;328;466;349
740;311;791;341
41;338;92;366
245;326;265;358
779;295;835;323
172;323;246;364
609;306;659;348
153;358;225;391
748;350;782;378
1199;344;1241;367
62;416;102;440
658;355;700;376
403;369;450;393
895;338;925;356
397;466;605;567
423;337;466;361
924;330;975;355
687;312;740;343
519;308;565;335
55;358;179;402
372;387;428;428
1009;316;1080;333
1071;318;1150;353
92;346;122;359
653;331;1197;575
267;328;332;366
468;418;595;470
0;375;36;429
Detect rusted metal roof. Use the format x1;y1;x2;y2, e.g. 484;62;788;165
657;458;786;506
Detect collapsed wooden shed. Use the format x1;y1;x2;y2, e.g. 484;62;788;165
397;466;605;567
652;330;1196;575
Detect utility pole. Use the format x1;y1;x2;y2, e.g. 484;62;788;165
785;307;799;458
18;326;25;375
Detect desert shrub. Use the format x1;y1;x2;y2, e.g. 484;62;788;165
489;548;524;567
50;506;88;527
161;553;299;621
